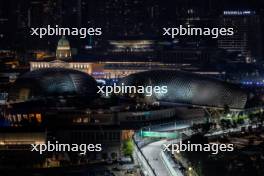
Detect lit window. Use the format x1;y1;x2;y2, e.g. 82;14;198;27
83;117;89;123
23;114;28;120
17;114;22;122
36;114;42;123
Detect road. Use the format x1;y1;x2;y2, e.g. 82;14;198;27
138;122;196;176
141;140;170;176
137;111;262;176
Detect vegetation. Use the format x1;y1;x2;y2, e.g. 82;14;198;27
122;139;134;156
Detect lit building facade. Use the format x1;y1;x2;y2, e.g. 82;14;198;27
30;60;146;79
218;10;262;63
56;36;72;60
30;38;226;80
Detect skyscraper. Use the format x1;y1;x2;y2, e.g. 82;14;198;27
218;10;262;63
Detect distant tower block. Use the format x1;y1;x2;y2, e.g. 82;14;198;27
56;36;72;60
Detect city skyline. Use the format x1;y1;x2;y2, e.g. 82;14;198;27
1;1;264;176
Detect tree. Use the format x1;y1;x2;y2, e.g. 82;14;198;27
122;139;134;156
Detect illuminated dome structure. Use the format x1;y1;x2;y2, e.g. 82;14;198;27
8;68;98;102
56;36;71;60
119;70;248;109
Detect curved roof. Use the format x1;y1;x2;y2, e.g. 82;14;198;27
8;68;98;102
57;36;70;48
119;70;247;109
